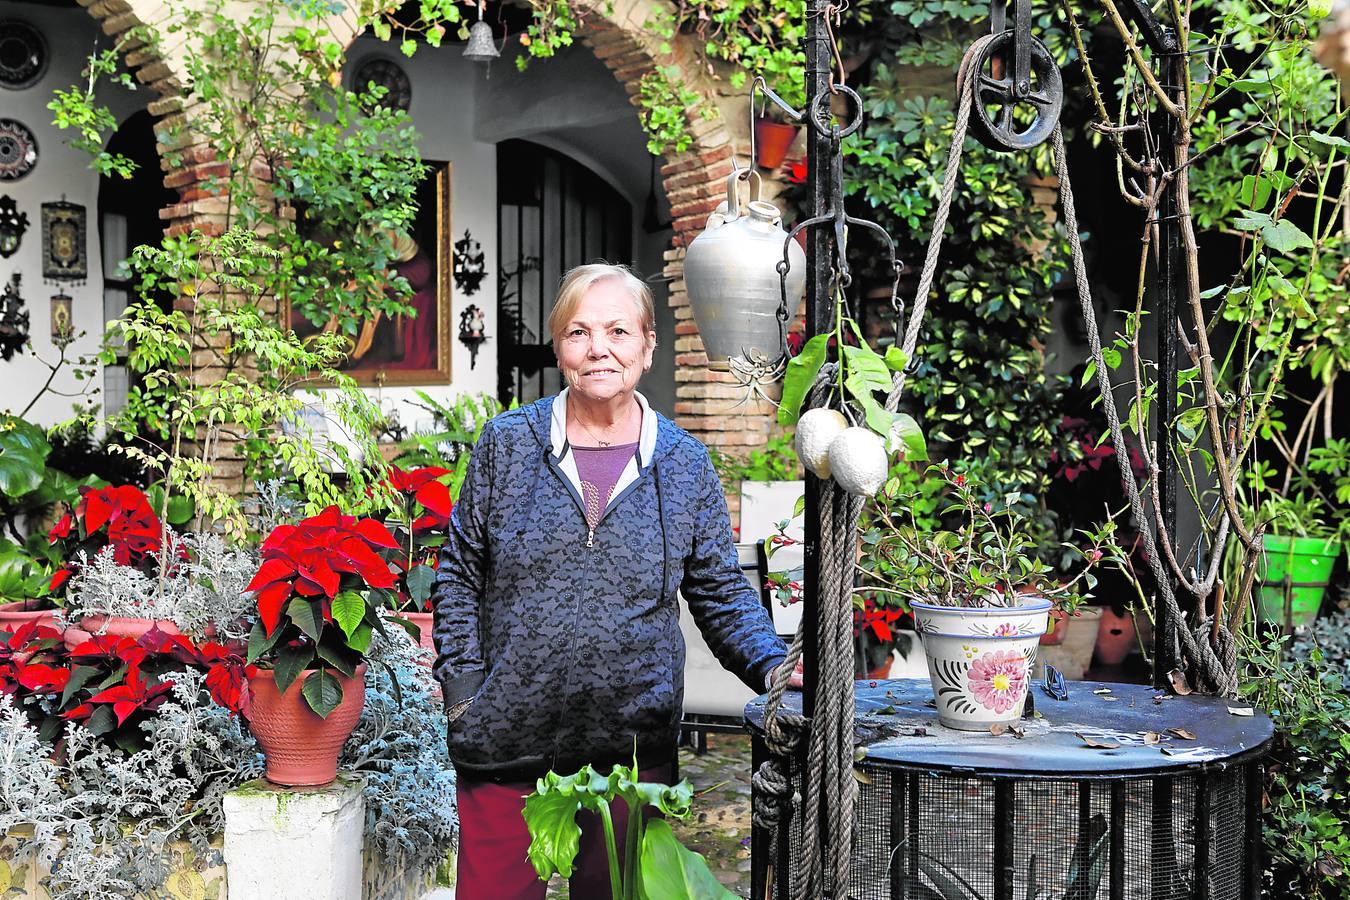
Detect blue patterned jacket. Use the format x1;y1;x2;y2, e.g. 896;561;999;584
430;392;787;781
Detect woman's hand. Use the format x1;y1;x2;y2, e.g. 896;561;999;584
766;659;805;691
446;697;474;723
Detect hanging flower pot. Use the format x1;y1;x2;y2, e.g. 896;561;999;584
911;598;1050;731
753;117;800;170
246;665;367;787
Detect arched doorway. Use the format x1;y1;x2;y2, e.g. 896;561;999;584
496;138;634;405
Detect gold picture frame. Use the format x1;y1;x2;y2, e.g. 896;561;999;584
286;161;453;386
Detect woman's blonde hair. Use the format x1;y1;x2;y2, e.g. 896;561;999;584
548;263;656;350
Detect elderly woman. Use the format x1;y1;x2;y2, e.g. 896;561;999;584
431;263;789;898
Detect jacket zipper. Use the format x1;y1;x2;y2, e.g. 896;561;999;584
585;527;595;548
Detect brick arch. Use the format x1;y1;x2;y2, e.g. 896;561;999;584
568;0;781;490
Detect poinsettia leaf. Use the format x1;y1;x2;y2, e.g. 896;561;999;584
406;565;436;605
415;480;453;518
353;517;399;548
331;590;366;640
388;614;421;643
287;596;325;643
247;620;285;664
301;667;344;719
256;582;293;637
315;640;358;678
273;643;314;697
86;704;118;736
60;665;101;709
347;622;373;655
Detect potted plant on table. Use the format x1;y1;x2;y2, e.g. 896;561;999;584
863;465;1111;730
243;505;403;786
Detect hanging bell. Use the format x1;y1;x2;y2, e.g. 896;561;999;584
463;20;500;64
683;170;806;371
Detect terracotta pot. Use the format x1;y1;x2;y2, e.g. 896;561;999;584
246;665;366;787
753;117;800;170
1039;609;1069;646
76;615;182;641
401;611;435;661
863;657;893;680
0;599;59;633
1094;607;1136;666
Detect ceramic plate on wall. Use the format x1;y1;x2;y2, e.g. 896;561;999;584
0;119;37;181
0;21;48;90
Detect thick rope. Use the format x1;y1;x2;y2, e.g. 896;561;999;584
1051;126;1237;697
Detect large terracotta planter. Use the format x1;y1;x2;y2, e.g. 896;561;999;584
0;599;58;633
246;665;366;787
75;615;181;641
912;598;1049;731
1094;607;1136;666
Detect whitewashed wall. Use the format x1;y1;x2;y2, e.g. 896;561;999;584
0;3;140;427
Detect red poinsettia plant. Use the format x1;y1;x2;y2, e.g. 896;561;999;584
378;465;453;615
46;484;168;597
244;506;402;718
0;620;252;750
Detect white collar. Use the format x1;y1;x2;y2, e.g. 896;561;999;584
550;388;657;468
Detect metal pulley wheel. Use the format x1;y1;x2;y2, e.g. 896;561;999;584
957;30;1063;152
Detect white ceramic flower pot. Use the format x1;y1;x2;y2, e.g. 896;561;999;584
911;597;1050;731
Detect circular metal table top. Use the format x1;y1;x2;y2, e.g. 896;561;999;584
745;678;1274;779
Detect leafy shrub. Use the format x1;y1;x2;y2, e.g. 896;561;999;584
1240;633;1350;897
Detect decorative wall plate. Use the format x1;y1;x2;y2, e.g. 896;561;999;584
351;57;411;111
0;119;37;181
0;21;48;90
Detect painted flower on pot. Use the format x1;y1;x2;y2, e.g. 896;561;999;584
244;506;400;718
966;650;1029;713
377;466;453;617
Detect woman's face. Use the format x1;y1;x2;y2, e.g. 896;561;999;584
555;279;655;407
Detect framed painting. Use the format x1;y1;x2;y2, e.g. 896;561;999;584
286;160;452;386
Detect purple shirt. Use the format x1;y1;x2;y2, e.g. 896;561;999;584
573;442;638;529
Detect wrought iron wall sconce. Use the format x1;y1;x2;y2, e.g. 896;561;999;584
0;194;26;257
0;271;29;360
458;303;487;369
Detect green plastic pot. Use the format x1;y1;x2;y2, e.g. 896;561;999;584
1256;533;1342;628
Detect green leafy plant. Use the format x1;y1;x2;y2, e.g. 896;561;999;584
523;759;735;900
1240;631;1350;897
394;391;509;502
709;433;802;484
859;464;1112;610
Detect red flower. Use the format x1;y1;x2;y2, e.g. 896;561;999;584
383;465;450;494
64;667;174;726
785;158;807;185
49;567;72;593
248;506;399;636
47;514;73;543
16;663;70;694
855;600;905;643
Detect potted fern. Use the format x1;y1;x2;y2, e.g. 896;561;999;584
243;505;403;785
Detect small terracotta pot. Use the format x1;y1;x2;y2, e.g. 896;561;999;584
754;118;800;170
864;657;893;680
1094;608;1136;666
0;599;59;633
246;665;366;787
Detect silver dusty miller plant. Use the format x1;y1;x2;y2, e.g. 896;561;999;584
0;622;456;899
64;533;258;641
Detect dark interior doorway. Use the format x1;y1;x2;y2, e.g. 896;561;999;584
496;139;633;405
